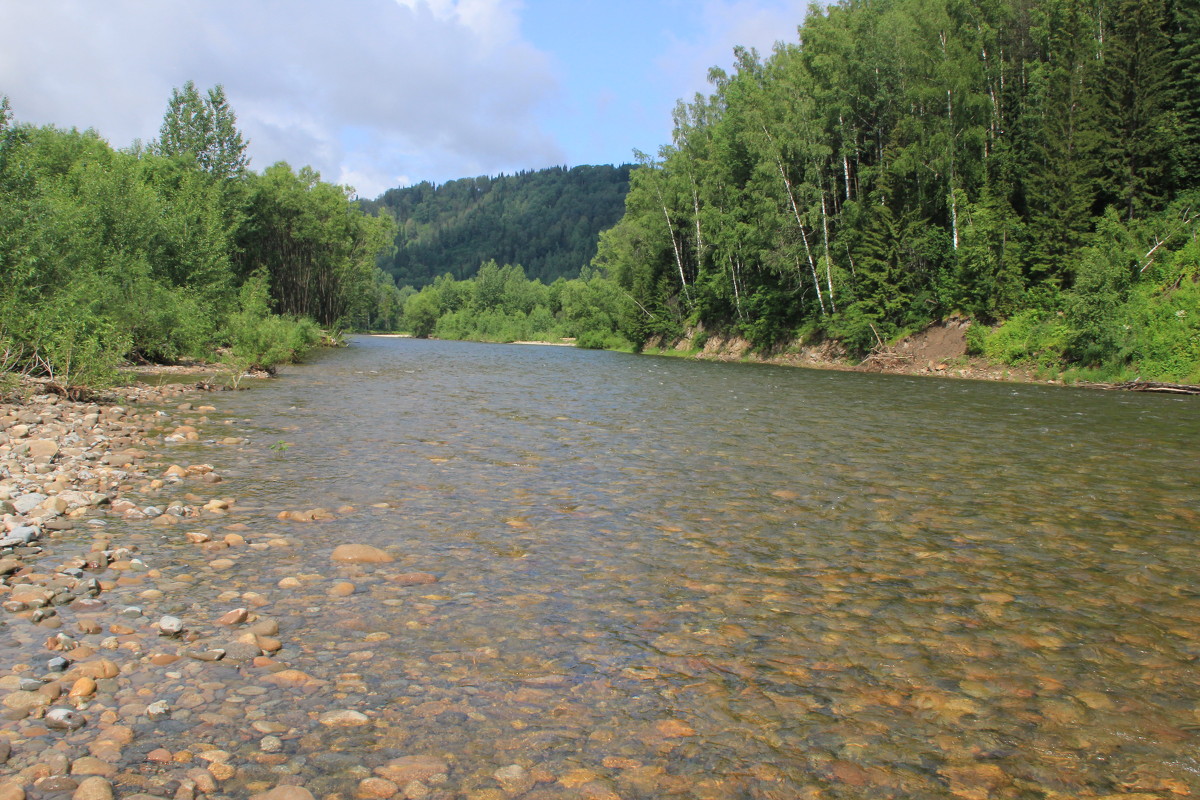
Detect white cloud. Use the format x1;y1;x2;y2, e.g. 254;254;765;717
656;0;810;103
0;0;565;196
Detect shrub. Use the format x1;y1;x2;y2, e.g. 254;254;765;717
224;272;319;372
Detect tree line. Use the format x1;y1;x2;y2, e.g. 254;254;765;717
596;0;1200;382
400;261;632;350
0;83;395;393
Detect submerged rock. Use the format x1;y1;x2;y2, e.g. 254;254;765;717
331;544;394;563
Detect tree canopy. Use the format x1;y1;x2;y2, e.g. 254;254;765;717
0;84;395;392
597;0;1200;382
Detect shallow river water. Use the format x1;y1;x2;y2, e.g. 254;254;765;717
19;336;1200;798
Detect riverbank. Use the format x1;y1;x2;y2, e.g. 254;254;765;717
0;375;451;800
643;317;1200;392
0;378;256;799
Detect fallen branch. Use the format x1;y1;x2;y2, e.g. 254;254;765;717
1108;380;1200;395
1140;209;1198;274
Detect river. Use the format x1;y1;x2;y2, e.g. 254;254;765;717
26;335;1200;797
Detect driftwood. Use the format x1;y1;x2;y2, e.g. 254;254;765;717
1109;380;1200;395
858;322;914;369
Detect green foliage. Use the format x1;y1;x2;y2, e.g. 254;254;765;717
0;87;392;391
226;272;320;371
237;163;397;328
975;309;1070;368
403;288;443;339
597;0;1198;381
154;81;249;180
394;260;633;349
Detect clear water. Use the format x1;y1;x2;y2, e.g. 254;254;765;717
28;336;1200;797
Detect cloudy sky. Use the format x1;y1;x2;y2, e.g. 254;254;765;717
0;0;810;198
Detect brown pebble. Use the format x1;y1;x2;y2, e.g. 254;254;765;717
328;582;356;597
390;573;438;587
249;787;316;800
356;777;398;799
69;757;115;777
331;544;394;564
216;608;248;626
72;776;113;800
262;670;314;687
655;719;696;737
208;762;236;781
374;755;450;785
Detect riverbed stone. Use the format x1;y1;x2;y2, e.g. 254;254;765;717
12;493;48;514
356;777;399;799
71;776;114;800
375;756;450;785
249;787;315;800
319;709;370;727
331;543;394;563
493;764;533;795
217;607;248;625
390;572;438;586
263;669;315;687
45;707;85;730
69;757;115;777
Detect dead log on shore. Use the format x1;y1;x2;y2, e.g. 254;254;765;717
1109;380;1200;395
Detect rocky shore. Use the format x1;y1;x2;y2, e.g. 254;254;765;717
0;379;476;800
0;381;319;800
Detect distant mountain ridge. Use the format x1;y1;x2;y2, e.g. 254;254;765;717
363;164;632;287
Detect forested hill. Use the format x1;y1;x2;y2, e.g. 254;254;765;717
364;164;632;287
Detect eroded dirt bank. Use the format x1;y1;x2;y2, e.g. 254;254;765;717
651;318;1053;386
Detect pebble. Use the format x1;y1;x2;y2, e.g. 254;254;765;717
216;607;248;625
330;544;394;563
319;709;371;727
493;764;533;795
45;707;85;730
375;756;450;785
71;777;114;800
68;677;97;699
249;787;316;800
69;757;115;777
357;777;399;798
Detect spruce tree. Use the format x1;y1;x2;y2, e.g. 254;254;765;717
1089;0;1175;220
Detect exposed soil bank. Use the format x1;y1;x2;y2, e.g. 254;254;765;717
649;318;1070;388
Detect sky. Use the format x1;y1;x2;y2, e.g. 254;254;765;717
0;0;811;198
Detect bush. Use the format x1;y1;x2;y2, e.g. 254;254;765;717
225;273;319;372
978;308;1070;368
36;293;131;393
574;329;628;350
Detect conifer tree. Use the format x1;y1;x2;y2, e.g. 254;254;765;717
1089;0;1175;221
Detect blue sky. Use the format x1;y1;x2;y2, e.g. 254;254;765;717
0;0;810;197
